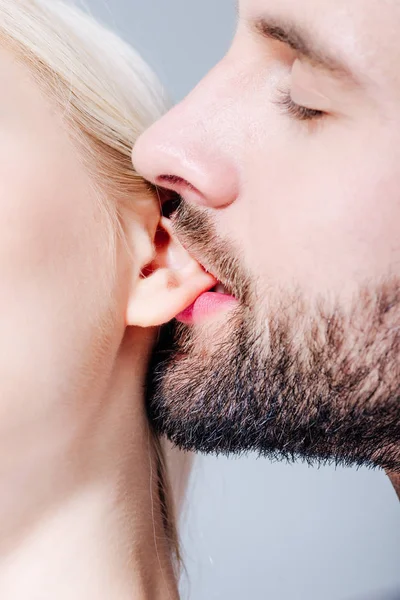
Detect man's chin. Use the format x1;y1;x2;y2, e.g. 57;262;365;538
146;282;400;474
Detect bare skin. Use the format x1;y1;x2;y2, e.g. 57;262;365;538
389;474;400;500
133;0;400;485
0;45;214;599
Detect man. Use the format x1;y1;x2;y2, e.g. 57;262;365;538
132;0;400;495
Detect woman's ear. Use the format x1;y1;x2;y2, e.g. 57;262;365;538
126;217;216;328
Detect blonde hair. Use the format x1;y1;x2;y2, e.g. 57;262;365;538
0;0;179;569
0;0;167;202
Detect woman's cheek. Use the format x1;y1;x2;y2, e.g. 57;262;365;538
0;137;118;427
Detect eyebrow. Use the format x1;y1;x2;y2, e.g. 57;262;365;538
251;16;359;86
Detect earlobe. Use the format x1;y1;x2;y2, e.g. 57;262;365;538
126;218;216;328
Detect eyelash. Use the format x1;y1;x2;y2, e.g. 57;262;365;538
276;90;325;121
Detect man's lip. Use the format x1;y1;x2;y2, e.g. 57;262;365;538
175;289;238;324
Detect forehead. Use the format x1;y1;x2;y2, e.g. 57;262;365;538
240;0;400;84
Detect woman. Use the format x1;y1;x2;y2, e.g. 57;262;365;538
0;0;215;597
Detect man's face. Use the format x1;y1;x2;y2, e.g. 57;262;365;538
133;0;400;471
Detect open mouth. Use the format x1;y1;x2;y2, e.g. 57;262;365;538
175;280;238;325
213;282;232;295
159;192;240;324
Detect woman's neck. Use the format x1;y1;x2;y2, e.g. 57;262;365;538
0;331;179;600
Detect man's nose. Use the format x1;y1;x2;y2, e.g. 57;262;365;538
132;84;239;209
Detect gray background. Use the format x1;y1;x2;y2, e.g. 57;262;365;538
83;1;400;598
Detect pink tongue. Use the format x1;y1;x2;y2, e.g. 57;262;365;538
176;292;237;324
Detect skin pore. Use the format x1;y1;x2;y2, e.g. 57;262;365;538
0;43;214;599
133;0;400;488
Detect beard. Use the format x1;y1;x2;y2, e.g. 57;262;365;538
146;202;400;473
